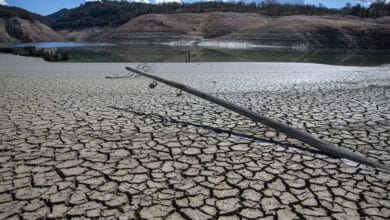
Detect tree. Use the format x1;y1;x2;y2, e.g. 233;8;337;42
369;0;387;17
341;3;352;15
351;4;365;17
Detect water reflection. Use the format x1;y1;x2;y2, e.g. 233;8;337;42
63;44;390;66
0;42;113;48
2;42;389;66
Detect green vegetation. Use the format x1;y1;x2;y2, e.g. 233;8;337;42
45;8;70;23
50;1;143;29
48;1;390;30
49;1;340;29
0;5;49;25
341;0;390;17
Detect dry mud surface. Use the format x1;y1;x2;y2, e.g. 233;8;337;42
0;54;390;219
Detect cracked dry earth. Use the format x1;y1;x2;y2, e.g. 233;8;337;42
0;54;390;219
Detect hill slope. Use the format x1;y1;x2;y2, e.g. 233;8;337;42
0;5;49;25
0;17;62;43
224;15;390;49
96;13;390;49
46;9;70;24
109;13;264;41
0;6;62;43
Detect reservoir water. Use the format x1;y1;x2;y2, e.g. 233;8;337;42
1;42;389;66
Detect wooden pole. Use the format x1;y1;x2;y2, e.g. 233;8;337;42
125;66;390;173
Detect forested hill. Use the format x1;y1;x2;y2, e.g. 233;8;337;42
0;5;50;25
0;2;389;48
45;9;70;24
1;1;389;30
48;1;390;30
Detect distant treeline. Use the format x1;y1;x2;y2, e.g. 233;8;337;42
49;1;390;29
1;1;389;30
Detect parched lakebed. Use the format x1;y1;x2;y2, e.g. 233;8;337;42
0;54;389;219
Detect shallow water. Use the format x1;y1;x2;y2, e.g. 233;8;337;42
63;44;390;66
0;42;113;48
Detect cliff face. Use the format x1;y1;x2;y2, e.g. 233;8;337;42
0;17;62;43
96;13;390;49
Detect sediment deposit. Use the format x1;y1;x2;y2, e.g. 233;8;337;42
0;54;389;219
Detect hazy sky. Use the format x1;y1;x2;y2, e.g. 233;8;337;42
0;0;383;16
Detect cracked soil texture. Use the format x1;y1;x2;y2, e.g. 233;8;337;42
0;54;390;219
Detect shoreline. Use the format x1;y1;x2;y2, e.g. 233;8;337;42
1;53;389;92
2;41;390;67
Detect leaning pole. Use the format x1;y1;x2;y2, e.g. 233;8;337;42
125;66;390;173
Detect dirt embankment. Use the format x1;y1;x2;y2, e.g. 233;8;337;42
102;13;267;43
0;17;62;43
56;26;113;42
70;13;389;49
223;15;390;49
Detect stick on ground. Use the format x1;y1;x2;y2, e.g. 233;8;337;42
125;66;390;173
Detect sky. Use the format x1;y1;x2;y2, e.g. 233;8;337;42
0;0;385;16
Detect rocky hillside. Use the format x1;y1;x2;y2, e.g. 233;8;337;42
0;17;62;43
94;13;390;49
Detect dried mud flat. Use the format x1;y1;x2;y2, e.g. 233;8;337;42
0;54;390;219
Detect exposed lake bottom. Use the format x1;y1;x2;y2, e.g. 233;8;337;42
0;54;389;219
